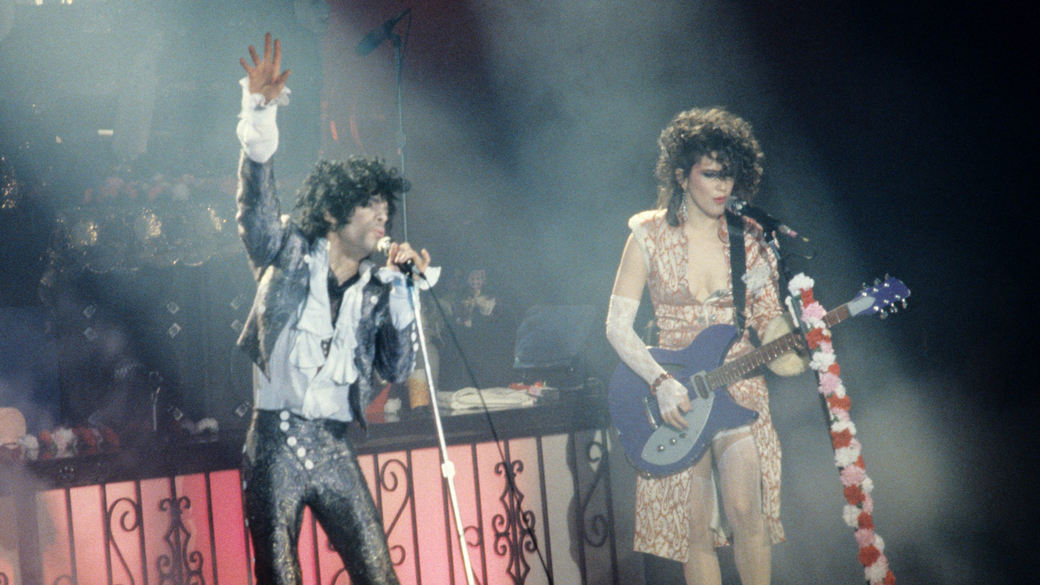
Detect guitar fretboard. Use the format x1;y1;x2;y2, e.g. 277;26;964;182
703;304;851;389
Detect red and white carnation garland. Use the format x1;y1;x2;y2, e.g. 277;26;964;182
788;273;896;585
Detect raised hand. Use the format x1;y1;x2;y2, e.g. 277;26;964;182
240;32;291;104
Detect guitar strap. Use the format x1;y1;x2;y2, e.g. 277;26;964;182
726;211;748;337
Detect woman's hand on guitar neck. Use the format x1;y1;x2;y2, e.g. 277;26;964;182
657;378;693;429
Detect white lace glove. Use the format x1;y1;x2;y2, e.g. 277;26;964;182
606;295;691;427
654;377;690;420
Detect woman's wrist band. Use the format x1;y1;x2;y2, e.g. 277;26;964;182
650;372;674;395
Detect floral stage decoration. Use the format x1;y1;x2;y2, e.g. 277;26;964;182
0;425;121;463
788;273;896;585
1;416;220;463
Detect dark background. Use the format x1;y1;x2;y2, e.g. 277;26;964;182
1;0;1035;582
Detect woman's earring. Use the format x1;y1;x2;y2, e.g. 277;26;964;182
679;199;688;222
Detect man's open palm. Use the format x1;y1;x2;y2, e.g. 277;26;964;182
240;32;291;104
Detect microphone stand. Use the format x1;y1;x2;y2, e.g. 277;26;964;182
407;277;477;585
391;29;409;241
355;9;411;240
769;235;834;430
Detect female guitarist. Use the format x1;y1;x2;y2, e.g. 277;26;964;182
606;108;802;585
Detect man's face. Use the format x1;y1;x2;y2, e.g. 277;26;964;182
329;195;388;255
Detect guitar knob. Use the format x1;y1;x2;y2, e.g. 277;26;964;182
657;445;665;452
669;438;678;445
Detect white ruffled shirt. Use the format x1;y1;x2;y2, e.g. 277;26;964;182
254;247;417;421
237;78;434;421
236;77;289;164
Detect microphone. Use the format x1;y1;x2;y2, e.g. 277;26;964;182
355;8;411;57
377;236;421;277
724;196;805;241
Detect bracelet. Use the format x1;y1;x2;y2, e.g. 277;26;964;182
649;372;674;395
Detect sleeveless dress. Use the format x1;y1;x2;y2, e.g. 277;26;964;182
628;209;785;562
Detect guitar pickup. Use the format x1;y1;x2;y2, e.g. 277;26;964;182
688;371;711;400
642;395;661;429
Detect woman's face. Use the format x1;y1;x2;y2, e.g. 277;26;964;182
678;155;734;221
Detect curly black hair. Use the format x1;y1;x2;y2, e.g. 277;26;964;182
655;108;764;227
293;156;409;242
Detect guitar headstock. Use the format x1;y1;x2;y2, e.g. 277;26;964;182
846;276;911;318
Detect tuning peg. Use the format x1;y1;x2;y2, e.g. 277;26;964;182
902;299;909;309
874;278;881;285
890;304;898;313
879;309;888;319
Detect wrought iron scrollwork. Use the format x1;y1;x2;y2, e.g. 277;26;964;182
107;496;143;585
156;495;205;585
492;459;535;584
464;524;483;547
580;438;612;548
378;457;413;567
330;567;349;585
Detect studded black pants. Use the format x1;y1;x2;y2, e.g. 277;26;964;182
241;410;400;585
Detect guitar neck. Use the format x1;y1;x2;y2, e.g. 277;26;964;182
707;303;852;388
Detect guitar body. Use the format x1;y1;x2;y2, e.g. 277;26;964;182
607;277;911;477
608;324;759;477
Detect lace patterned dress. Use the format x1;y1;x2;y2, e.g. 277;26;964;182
628;209;785;562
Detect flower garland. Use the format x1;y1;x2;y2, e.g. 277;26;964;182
788;273;896;585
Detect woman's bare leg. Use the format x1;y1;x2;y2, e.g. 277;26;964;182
682;453;722;585
714;432;770;585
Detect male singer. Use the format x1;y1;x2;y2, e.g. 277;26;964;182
234;33;435;585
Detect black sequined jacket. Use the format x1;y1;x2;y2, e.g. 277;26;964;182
234;152;416;428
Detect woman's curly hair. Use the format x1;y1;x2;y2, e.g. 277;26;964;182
294;157;409;242
655;108;764;227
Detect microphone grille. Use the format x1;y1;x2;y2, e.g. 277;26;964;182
724;196;743;213
376;236;392;254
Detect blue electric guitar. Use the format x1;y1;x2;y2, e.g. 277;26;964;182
608;277;910;477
